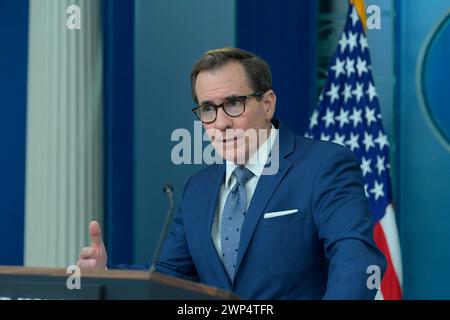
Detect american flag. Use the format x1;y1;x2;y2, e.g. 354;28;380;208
305;1;403;299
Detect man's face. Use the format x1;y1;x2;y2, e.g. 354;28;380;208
195;61;276;163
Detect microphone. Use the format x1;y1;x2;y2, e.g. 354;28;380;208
149;183;175;272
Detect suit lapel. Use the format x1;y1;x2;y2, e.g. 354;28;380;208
198;164;232;289
234;159;292;273
235;123;296;274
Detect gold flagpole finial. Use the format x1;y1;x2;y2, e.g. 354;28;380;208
350;0;367;31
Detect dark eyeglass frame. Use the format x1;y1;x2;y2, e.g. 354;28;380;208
192;91;265;124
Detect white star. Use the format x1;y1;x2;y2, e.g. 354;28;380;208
335;108;350;128
370;181;385;201
346;132;360;151
349;107;363;127
341;83;353;103
338;32;348;53
350;6;359;26
356;57;368;77
321;108;335;128
346;58;355;77
366;82;378;102
320;133;331;141
332;133;346;146
364;184;370;199
375;131;389;150
309;109;319;129
363;132;375;152
360;157;372;177
331;58;346;78
347;31;358;52
376;155;386;176
352;82;364;102
304;132;313;139
326;83;340;104
365;106;377;126
359;34;369;52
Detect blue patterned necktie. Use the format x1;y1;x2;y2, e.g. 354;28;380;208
221;166;254;281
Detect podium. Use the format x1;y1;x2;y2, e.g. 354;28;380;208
0;266;237;300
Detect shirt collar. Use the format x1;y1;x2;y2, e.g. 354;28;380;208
224;124;278;189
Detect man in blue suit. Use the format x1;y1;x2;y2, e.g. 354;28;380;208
77;47;386;299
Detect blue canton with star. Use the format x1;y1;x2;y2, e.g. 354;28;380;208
305;5;392;223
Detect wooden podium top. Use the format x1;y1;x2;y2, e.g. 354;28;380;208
0;266;238;300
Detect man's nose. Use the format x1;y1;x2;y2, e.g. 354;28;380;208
214;107;233;130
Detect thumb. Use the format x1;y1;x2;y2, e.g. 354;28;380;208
89;220;104;248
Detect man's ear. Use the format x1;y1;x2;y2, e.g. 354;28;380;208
263;90;276;121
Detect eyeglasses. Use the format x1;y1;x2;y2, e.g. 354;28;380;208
192;91;265;124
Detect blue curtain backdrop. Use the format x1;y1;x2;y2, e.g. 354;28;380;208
237;0;317;135
0;0;29;265
102;0;134;265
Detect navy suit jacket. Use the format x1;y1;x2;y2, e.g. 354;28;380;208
117;121;386;299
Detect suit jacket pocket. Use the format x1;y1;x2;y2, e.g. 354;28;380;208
261;209;306;228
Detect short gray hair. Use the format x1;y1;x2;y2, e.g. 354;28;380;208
190;47;272;104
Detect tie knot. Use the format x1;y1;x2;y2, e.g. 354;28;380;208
233;166;254;186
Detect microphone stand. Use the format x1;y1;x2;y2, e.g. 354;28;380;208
150;184;174;273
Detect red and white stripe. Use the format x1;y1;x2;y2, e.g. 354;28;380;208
374;204;403;299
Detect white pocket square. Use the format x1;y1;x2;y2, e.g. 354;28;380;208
264;209;298;219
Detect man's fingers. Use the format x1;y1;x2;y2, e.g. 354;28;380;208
89;220;104;248
77;259;97;269
79;247;94;259
78;221;107;270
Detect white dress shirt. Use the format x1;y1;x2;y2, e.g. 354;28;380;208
211;125;278;261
